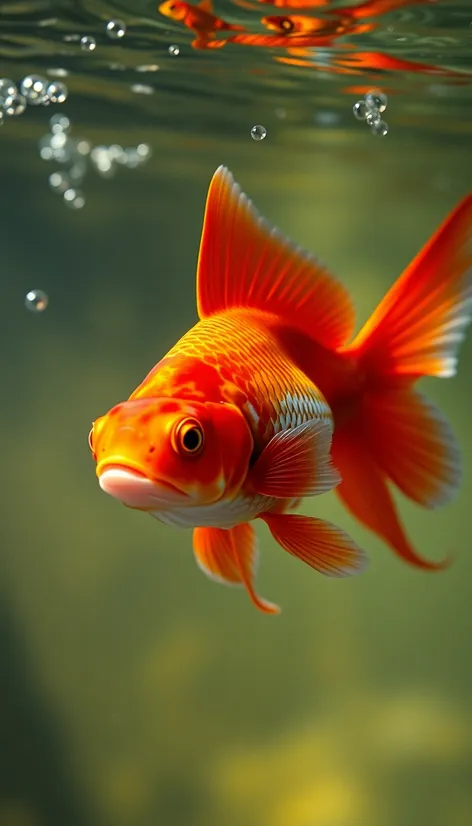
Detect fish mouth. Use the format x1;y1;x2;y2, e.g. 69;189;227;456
97;462;188;509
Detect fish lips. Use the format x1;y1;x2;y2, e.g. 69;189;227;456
97;463;188;509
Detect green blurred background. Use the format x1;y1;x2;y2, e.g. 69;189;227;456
1;23;472;825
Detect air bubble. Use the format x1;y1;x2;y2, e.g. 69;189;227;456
122;148;141;169
91;146;116;177
168;45;180;56
63;188;85;209
353;100;367;120
3;94;26;116
20;74;49;105
49;171;70;193
46;67;69;78
251;124;267;141
47;80;68;103
0;78;17;106
50;113;71;133
371;119;389;137
39;135;54;160
365;110;381;127
80;35;96;51
25;289;48;312
365;89;388;113
137;143;152;160
69;161;87;184
75;139;92;156
136;64;160;73
353;87;389;136
106;20;126;39
108;144;125;161
130;84;153;95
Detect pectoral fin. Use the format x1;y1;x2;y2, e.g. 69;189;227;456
250;419;341;498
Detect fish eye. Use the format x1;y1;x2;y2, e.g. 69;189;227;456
280;18;294;32
172;418;205;456
88;426;96;459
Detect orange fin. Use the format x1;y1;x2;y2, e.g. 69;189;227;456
193;524;280;614
197;0;213;11
261;512;368;577
365;388;462;510
332;421;452;570
197;166;355;349
250;419;340;498
347;193;472;378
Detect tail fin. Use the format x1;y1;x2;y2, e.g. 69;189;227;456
346;194;472;378
335;194;472;569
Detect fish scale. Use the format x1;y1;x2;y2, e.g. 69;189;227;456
163;307;333;446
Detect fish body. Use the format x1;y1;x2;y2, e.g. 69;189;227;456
255;0;330;8
158;0;244;38
261;13;356;35
91;166;472;614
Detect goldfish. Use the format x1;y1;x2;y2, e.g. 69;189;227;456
90;166;472;615
158;0;244;47
244;0;430;8
253;0;330;8
206;31;339;49
273;46;469;77
261;13;372;36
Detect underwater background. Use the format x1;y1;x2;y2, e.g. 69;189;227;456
1;1;472;825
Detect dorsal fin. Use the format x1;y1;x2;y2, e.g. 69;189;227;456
197;0;213;12
196;166;355;350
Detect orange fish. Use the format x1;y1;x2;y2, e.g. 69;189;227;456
335;50;469;76
158;0;244;46
274;46;469;76
262;13;372;36
90;167;472;614
209;31;338;49
254;0;331;8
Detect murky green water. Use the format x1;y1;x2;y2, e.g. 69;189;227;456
1;1;472;825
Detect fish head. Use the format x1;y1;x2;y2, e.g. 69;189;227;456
158;0;187;21
90;397;254;510
262;14;327;34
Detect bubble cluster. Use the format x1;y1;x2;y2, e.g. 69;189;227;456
0;74;68;124
39;115;152;209
353;89;389;137
0;79;26;119
3;94;26;116
168;45;180;56
0;78;17;106
25;289;49;313
251;124;267;141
